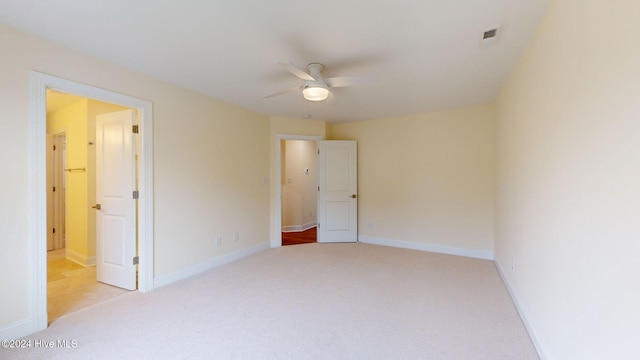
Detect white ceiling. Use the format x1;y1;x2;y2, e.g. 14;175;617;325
0;0;548;123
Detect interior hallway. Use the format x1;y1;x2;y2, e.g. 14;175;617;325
47;249;131;323
282;227;317;246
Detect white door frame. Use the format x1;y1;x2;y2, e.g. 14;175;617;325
29;71;154;332
273;134;323;247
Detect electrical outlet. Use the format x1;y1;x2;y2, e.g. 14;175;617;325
233;231;239;241
216;236;222;247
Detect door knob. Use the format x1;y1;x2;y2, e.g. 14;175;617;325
350;194;357;199
92;204;101;210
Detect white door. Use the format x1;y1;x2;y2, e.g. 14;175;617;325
96;110;137;290
317;140;358;243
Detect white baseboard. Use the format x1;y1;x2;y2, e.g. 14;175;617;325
153;242;270;289
494;259;546;360
282;221;317;233
0;318;36;340
65;249;96;267
358;235;494;260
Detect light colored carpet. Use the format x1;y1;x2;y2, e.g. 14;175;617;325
2;243;538;359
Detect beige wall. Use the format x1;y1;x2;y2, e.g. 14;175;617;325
282;140;317;230
494;0;640;358
0;23;270;332
332;104;495;257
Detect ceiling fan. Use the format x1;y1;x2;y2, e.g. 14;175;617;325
264;62;377;102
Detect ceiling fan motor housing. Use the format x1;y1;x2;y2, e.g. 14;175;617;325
302;63;329;101
307;63;324;77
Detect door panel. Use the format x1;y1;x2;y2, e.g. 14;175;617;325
317;140;357;243
326;147;350;191
326;201;351;230
102;216;126;265
96;110;136;290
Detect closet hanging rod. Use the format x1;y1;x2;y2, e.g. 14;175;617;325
64;167;86;172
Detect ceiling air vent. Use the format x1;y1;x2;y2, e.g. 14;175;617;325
480;26;503;48
483;29;498;39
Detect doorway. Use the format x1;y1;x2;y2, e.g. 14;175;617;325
281;139;318;246
30;71;155;333
45;92;135;322
274;134;323;247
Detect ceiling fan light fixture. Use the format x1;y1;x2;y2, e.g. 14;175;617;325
302;85;329;101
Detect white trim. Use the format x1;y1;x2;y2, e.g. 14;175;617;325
154;242;270;289
65;249;96;267
0;319;34;340
27;71;154;338
272;134;323;248
494;259;546;360
358;235;494;260
282;221;317;233
29;73;48;334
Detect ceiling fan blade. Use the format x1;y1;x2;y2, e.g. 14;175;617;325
263;86;300;99
325;75;379;88
279;62;316;81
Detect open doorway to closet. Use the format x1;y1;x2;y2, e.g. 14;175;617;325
280;139;318;246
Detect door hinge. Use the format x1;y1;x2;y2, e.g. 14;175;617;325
133;256;139;265
133;190;139;199
53;186;56;192
318;186;320;192
53;145;56;151
318;223;320;229
317;149;320;155
52;227;55;234
132;125;139;134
